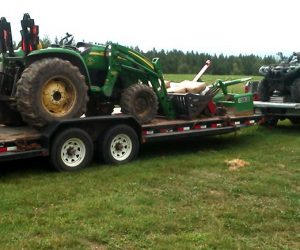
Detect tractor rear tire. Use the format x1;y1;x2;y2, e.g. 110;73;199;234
16;58;88;129
258;78;271;102
291;78;300;103
120;84;158;124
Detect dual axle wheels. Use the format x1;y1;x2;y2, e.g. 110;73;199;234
50;125;139;171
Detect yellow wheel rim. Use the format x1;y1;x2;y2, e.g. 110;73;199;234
41;76;77;117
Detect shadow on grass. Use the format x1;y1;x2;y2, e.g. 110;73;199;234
139;132;257;160
0;156;52;177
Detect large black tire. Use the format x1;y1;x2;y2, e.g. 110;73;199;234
50;128;93;171
260;117;278;127
16;58;89;129
0;101;24;126
289;117;300;125
120;84;158;124
291;78;300;102
258;78;271;102
101;124;139;164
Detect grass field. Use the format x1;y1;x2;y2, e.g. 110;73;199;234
0;75;299;250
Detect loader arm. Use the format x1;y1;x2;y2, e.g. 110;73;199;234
102;43;176;118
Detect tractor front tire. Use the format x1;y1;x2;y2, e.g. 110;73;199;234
16;58;88;129
258;78;271;102
291;78;300;103
120;84;158;124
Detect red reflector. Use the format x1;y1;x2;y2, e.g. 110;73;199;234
177;127;184;132
245;85;249;93
207;100;216;114
194;125;201;129
211;123;217;128
0;147;7;153
244;120;250;125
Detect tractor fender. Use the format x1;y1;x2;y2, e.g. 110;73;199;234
25;48;91;85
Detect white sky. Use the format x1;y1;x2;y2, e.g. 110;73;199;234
3;0;300;55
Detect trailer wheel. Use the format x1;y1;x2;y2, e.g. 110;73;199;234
291;78;300;102
101;125;139;164
51;128;93;171
120;84;158;124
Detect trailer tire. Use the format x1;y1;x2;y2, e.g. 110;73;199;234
51;128;93;171
258;78;271;102
120;84;158;124
291;78;300;102
101;124;139;164
16;58;88;129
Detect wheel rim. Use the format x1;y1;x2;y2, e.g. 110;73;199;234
61;138;86;167
110;134;132;161
42;76;77;117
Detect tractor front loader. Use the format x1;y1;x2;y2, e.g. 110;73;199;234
0;14;177;129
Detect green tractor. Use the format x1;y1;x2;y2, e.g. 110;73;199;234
0;14;175;128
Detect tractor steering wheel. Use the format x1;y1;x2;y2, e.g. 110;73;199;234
59;33;74;46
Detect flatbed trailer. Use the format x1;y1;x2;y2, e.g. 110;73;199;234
0;114;261;171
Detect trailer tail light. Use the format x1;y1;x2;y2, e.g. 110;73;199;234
142;130;154;135
244;85;249;93
253;93;259;101
194;125;201;130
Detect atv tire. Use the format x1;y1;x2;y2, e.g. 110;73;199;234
291;78;300;103
120;84;158;124
16;58;88;129
258;78;271;102
289;117;300;125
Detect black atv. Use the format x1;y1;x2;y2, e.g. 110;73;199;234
258;52;300;102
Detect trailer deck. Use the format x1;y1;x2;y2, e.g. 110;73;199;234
0;113;262;169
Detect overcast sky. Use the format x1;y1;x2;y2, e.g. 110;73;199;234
4;0;300;56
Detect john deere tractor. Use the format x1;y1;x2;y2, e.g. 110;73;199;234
0;14;175;128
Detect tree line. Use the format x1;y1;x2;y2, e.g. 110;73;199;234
37;36;277;75
141;49;276;75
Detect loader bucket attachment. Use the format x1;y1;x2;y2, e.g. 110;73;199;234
0;17;14;56
20;13;39;54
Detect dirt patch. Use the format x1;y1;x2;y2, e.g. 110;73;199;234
225;158;250;171
209;190;224;196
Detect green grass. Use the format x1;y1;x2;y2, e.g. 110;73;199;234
0;75;299;250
